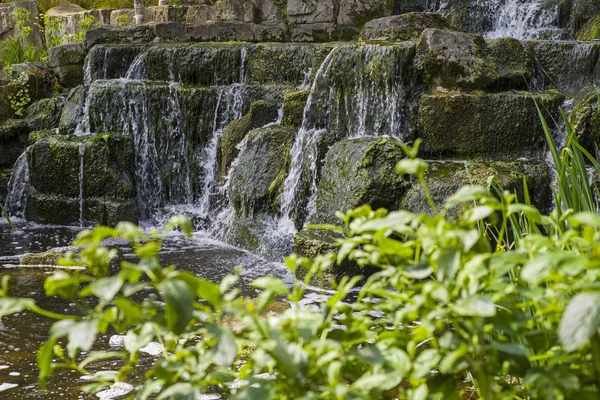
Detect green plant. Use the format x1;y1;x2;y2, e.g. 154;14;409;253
64;14;100;44
0;115;599;399
4;66;31;117
0;7;47;67
116;13;129;26
43;15;64;49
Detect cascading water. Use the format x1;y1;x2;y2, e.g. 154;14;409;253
4;151;30;220
278;43;416;233
429;0;564;40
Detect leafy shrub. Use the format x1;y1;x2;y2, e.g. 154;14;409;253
4;66;32;117
0;116;600;398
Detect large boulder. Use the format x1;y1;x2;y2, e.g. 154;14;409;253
487;37;533;90
26;134;138;225
400;160;553;215
415;29;499;91
228;125;295;217
336;0;392;27
219;100;280;181
360;12;452;41
311;137;408;225
48;43;86;88
417;90;565;159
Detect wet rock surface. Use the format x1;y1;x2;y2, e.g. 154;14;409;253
361;12;452;41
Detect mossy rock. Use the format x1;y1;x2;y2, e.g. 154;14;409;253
0;119;29;169
312;137;409;225
293;228;377;290
571;92;600;151
281;90;309;128
417;90;565;159
415;29;500;91
24;97;66;131
229;125;295;217
487;37;533;90
577;13;600;40
28;129;58;145
401;160;552;216
58;85;88;134
20;251;64;266
219;100;280;181
360;12;452;42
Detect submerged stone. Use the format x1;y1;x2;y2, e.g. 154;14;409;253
401;160;552;215
417;90;565;159
219;100;280;182
229;125;295;217
360;13;452;42
312;137;408;225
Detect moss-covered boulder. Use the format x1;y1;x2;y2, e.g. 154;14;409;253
488;37;533;90
293;228;377;289
415;29;500;91
401;160;552;216
281;90;309;128
576;13;600;40
418;90;565;159
28;129;58;145
229;125;295;217
20;251;63;266
360;12;452;42
571;93;600;151
219;100;280;181
0;119;29;169
25;134;138;225
24;97;65;131
9;63;55;102
311;137;408;225
58;85;88;134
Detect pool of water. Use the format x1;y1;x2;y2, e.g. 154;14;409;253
0;222;294;398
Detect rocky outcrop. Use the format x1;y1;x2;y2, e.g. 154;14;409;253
24;97;65;131
360;12;451;41
26;134;138;225
48;43;86;88
417;91;565;159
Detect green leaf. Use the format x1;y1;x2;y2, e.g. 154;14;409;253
164;215;193;237
396;158;429;175
444;186;490;209
351;373;402;392
207;324;237;367
37;337;57;388
569;212;600;228
412;349;441;379
0;297;34;318
67;319;99;358
89;275;123;302
251;277;289;295
156;383;197;400
79;351;124;368
452;296;496;317
124;322;155;354
411;384;428;400
135;241;161;258
196;277;221;305
44;271;82;299
159;279;194;335
559;292;600;352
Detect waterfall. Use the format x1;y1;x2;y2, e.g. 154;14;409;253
79;143;85;227
278;43;415;232
429;0;563;40
4;151;30;220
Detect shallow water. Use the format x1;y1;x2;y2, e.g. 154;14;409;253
0;222;294;398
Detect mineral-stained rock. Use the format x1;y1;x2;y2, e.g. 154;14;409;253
25;134;138;225
400;160;552;216
417;90;565;159
219;100;280;181
360;12;451;41
311;137;409;225
415;28;499;91
229;125;295;217
24;97;65;131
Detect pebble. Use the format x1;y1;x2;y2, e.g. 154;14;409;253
0;383;18;392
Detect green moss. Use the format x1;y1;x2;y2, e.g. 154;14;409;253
28;129;57;144
571;92;600;151
576;13;600;40
20;251;63;266
281;90;309;128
